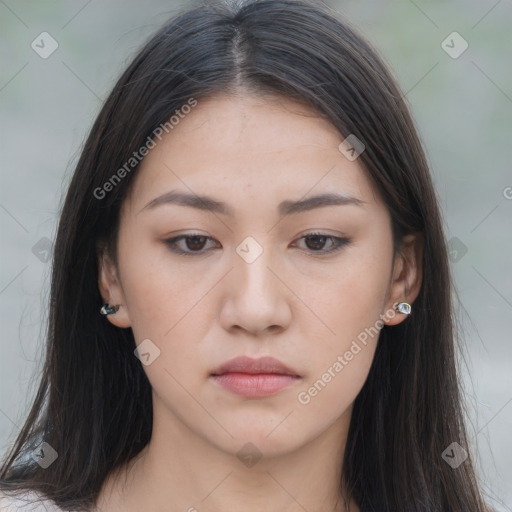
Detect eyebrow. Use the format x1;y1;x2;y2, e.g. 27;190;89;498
139;190;365;217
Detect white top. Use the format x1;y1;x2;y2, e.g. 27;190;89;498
0;490;68;511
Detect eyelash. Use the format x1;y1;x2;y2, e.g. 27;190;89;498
163;232;351;257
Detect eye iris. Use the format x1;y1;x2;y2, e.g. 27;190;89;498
186;236;207;251
305;234;327;251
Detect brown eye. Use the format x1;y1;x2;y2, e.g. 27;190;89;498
164;234;217;255
295;232;352;255
164;232;351;257
184;235;208;251
304;234;329;251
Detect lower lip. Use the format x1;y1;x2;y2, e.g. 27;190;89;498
211;372;300;398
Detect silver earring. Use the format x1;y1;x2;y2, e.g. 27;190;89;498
100;303;120;316
396;302;412;315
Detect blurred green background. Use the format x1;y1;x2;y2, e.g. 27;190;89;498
1;0;511;509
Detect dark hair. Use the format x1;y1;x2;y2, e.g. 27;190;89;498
0;0;492;510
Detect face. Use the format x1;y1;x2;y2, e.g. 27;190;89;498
98;92;421;459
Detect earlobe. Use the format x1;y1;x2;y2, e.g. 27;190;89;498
382;232;424;326
97;247;132;328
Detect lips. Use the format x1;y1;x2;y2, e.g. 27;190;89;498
210;356;301;398
210;356;300;377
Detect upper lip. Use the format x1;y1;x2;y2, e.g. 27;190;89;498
211;356;300;376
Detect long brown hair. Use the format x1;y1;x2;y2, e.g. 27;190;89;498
0;1;491;510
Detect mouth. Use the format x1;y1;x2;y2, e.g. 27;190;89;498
210;355;300;377
210;356;301;398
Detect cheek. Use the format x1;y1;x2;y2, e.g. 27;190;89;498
117;243;213;403
115;234;220;385
302;238;392;348
293;234;392;408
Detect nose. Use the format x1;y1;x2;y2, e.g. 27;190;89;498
218;240;292;336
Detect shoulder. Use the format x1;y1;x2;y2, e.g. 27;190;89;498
0;489;67;512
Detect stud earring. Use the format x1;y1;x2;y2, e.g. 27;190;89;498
100;303;120;316
396;302;412;315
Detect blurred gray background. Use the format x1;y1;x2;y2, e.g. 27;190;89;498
1;0;511;509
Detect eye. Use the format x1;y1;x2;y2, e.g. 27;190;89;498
293;232;351;255
164;234;218;255
163;232;351;256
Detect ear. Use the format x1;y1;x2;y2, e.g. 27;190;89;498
97;244;132;328
382;232;423;326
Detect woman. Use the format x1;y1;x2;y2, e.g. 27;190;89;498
0;0;493;510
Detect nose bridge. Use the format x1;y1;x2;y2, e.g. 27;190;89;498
233;234;277;300
219;233;290;334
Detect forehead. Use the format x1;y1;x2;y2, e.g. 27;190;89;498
124;93;384;216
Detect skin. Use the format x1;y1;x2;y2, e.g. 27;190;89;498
95;92;423;512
